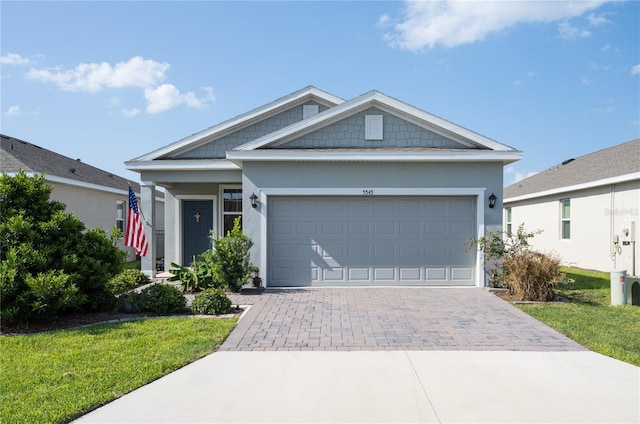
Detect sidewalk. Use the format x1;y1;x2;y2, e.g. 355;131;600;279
75;350;639;423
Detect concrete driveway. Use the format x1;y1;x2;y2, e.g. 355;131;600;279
76;288;639;423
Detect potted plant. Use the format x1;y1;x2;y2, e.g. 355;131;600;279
250;266;262;288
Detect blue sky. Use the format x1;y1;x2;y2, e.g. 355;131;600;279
2;1;638;185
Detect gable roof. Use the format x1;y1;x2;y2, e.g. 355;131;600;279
126;87;522;172
1;134;141;195
235;90;517;152
130;86;344;162
504;139;640;202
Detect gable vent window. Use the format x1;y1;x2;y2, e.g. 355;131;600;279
365;115;383;140
303;104;319;119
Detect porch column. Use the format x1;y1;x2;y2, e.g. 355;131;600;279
140;182;156;278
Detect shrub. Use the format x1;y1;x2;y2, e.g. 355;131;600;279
210;217;253;292
0;171;126;326
468;224;565;301
191;288;232;315
107;269;150;295
506;251;564;301
138;284;186;315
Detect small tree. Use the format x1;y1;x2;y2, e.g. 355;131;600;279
468;224;564;301
210;217;253;292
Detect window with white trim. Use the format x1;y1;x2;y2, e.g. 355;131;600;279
222;187;242;236
505;207;512;236
116;201;125;233
560;199;570;239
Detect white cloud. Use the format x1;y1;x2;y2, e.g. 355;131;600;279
4;105;38;116
144;84;214;114
632;64;640;75
5;105;23;116
0;53;31;66
580;77;592;85
26;56;169;93
505;166;538;185
377;14;390;27
587;12;610;26
558;21;591;39
122;108;141;118
25;56;214;114
384;0;609;50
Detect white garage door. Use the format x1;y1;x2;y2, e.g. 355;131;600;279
268;196;476;286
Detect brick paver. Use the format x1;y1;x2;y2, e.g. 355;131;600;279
222;288;585;352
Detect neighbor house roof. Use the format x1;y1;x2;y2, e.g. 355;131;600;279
1;134;141;195
504;139;640;202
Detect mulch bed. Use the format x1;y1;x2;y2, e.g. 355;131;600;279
0;311;156;335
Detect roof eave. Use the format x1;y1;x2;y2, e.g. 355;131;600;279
125;160;241;172
130;86;345;162
504;172;640;203
226;149;523;163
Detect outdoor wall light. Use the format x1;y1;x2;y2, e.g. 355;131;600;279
488;193;497;209
250;192;258;208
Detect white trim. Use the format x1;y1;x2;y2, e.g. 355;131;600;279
259;187;486;288
504;172;640;203
219;185;243;238
125;160;240;172
129;87;344;161
234;90;517;153
227;149;522;164
175;195;217;266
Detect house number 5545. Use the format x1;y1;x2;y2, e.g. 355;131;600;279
362;190;374;195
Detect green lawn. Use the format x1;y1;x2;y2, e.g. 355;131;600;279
0;317;237;424
517;267;640;366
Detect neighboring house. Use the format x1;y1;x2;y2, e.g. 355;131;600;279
504;139;639;276
126;86;522;285
0;134;165;262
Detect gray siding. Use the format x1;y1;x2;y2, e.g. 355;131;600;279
174;102;329;159
276;108;468;150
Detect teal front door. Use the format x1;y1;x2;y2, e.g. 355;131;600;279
182;200;213;265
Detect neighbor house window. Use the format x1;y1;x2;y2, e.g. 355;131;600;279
505;207;512;236
116;201;125;233
560;199;570;239
222;188;242;236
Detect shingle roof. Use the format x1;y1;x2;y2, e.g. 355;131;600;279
504;139;639;200
0;134;139;192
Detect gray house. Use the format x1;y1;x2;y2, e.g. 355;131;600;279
1;134;165;261
126;87;521;286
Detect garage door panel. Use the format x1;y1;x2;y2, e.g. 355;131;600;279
349;268;370;280
268;196;476;286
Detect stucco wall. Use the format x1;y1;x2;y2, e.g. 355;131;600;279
51;182;165;260
505;180;639;274
242;161;505;280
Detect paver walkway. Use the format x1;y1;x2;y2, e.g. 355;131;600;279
224;288;585;351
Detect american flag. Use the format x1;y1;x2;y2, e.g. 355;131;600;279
125;186;148;257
